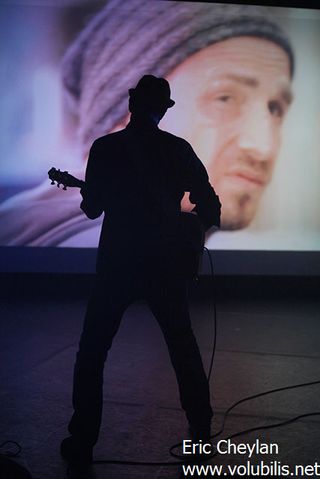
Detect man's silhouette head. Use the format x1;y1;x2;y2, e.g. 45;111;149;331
128;75;175;121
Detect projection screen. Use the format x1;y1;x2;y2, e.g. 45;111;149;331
0;0;319;273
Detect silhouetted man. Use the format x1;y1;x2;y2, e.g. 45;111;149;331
60;75;221;465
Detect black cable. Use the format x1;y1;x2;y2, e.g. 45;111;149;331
0;440;22;457
212;378;320;440
203;246;217;381
226;411;320;441
0;441;32;479
169;248;320;460
169;379;320;460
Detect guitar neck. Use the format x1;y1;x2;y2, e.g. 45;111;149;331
48;167;85;190
72;178;85;189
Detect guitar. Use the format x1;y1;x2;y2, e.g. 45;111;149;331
48;167;85;190
48;166;205;278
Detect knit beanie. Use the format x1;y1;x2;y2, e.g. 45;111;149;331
62;0;294;153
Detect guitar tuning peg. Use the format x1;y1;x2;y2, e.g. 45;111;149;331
63;185;67;191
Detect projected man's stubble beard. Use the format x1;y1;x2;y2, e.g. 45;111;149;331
207;154;274;231
220;190;262;231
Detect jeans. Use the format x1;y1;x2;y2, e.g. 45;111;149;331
68;265;212;446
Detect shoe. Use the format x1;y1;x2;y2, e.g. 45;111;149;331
60;436;93;466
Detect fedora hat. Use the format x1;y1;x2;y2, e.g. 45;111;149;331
129;75;175;109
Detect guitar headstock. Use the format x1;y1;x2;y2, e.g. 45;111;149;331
48;167;83;190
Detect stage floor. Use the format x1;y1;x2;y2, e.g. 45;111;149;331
1;279;320;478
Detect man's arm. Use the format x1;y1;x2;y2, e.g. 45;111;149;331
80;139;104;219
183;141;221;231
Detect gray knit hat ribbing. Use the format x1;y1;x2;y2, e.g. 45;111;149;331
62;0;294;152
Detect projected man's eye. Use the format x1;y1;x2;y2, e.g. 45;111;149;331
200;90;239;119
217;94;233;102
214;94;239;112
268;100;285;119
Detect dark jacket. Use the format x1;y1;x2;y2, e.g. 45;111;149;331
80;118;221;272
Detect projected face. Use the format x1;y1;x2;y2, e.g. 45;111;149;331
161;37;293;230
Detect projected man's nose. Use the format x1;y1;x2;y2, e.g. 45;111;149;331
238;104;277;164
